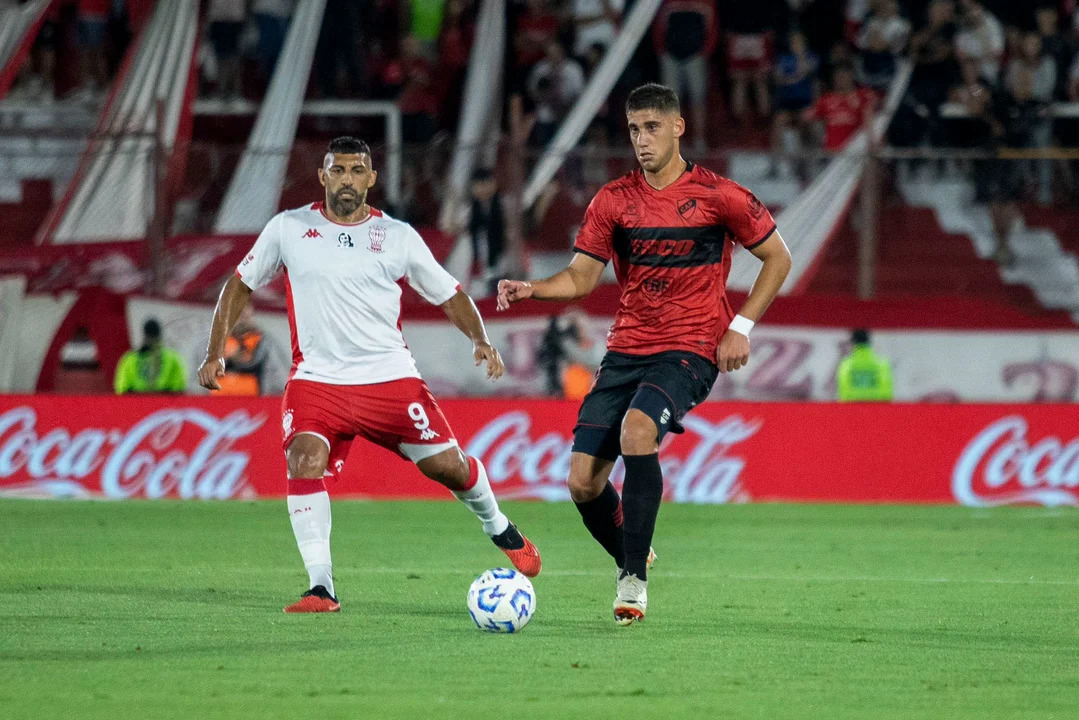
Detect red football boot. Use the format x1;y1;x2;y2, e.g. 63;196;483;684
283;585;340;613
491;523;542;578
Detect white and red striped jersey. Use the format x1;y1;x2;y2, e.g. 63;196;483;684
236;202;460;385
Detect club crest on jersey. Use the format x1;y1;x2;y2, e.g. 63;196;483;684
282;409;294;437
678;198;697;220
368;226;386;253
337;232;354;248
748;194;765;219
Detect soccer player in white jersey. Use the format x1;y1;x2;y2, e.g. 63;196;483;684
197;137;541;613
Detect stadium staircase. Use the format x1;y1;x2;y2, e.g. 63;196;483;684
898;175;1079;322
726;153;800;209
0;104;96;246
808;205;1034;303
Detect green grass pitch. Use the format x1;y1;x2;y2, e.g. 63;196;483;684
1;500;1076;719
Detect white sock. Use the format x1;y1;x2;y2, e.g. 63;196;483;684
453;457;509;537
287;488;334;597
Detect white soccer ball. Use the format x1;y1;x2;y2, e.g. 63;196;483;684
466;568;536;633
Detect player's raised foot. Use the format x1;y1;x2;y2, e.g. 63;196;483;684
490;522;542;578
283;585;340;613
613;571;648;626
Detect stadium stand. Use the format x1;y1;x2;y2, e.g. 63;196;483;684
0;0;1076;393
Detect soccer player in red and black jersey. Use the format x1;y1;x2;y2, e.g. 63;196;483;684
497;84;792;625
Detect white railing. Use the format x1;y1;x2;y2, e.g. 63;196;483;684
939;101;1079;119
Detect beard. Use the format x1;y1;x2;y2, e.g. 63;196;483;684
328;188;362;216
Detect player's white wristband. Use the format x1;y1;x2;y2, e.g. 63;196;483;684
728;314;755;337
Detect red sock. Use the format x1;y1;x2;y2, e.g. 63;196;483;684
462;456;480;492
287;477;326;496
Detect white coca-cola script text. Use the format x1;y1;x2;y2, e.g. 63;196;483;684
0;406;265;499
952;415;1079;506
465;411;761;503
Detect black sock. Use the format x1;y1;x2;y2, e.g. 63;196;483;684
490;523;525;550
621;453;663;581
573;482;625;566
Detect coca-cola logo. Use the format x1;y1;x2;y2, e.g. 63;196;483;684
0;406;265;499
465;412;761;503
952;416;1079;507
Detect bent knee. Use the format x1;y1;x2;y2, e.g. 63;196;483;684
567;471;603;503
288;450;327;479
567;452;611;502
417;448;469;488
287;435;329;478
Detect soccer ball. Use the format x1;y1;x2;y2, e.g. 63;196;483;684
466;568;536;633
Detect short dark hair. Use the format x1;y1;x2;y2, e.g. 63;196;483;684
327;136;371;157
625;83;680;115
852;328;870;345
143;318;162;341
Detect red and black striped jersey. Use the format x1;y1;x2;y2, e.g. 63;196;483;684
573;162;776;361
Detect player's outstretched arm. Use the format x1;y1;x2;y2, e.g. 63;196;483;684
496;252;606;311
198;275;252;390
717;231;792;373
440;290;505;381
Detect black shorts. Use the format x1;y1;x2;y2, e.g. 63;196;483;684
572;350;718;461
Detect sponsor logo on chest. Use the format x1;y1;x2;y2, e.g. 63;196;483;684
630;238;694;257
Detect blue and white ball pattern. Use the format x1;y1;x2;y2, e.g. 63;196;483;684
466;568;536;633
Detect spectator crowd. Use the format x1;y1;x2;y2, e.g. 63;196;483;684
7;0;154;103
9;1;1075;157
7;0;1077;274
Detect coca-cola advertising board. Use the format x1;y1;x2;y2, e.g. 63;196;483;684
0;396;1076;506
